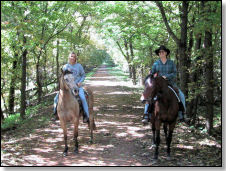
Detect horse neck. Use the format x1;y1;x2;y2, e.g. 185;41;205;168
157;78;168;92
59;75;66;91
59;75;73;97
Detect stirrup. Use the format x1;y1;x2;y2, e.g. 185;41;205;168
142;114;149;123
83;116;89;123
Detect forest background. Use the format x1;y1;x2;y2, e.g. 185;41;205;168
1;0;222;148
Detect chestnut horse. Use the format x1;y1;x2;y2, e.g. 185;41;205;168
141;73;179;160
57;69;96;156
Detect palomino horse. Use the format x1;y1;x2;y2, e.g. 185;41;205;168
57;68;96;156
140;73;179;160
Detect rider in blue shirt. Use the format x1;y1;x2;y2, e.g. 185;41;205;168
142;45;186;124
53;52;89;123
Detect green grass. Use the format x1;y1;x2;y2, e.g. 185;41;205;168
85;67;97;80
1;113;21;130
1;101;52;131
107;65;130;82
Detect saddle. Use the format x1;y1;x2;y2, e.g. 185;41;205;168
168;85;185;112
75;90;89;120
148;85;184;114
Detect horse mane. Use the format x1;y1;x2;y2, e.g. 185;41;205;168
63;69;73;75
143;74;154;85
58;69;73;90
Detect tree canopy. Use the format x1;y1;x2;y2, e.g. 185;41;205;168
1;1;221;134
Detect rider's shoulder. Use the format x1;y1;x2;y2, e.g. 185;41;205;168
62;63;69;70
167;59;176;64
76;63;84;69
153;59;161;65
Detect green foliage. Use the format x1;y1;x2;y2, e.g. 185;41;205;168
1;1;221;132
1;101;51;130
108;66;129;82
1;113;21;130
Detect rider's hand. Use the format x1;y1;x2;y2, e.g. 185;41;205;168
162;76;167;80
77;82;82;87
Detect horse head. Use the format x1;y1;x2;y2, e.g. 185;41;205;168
140;72;170;103
60;68;79;96
140;73;158;103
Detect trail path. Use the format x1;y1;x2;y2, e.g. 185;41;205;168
1;65;221;166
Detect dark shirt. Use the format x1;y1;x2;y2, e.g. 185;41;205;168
151;59;177;87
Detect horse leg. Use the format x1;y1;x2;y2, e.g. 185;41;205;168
89;120;94;144
73;118;80;154
151;121;156;148
154;129;161;160
163;123;168;144
89;107;94;144
166;122;176;160
61;122;68;156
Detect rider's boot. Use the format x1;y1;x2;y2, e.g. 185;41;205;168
142;113;149;124
83;113;89;123
51;104;59;121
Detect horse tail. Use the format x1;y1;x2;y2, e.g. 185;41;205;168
84;86;96;131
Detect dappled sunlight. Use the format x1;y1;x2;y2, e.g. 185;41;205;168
176;144;194;150
105;91;132;95
2;65;221;166
198;138;221;148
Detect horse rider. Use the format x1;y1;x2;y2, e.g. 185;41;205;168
142;45;187;124
53;52;90;123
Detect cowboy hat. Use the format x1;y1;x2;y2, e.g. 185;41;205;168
155;45;170;56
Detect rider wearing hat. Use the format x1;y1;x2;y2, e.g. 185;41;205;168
142;45;187;124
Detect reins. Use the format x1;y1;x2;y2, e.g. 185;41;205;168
147;76;180;103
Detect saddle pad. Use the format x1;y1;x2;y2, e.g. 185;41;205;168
168;86;180;103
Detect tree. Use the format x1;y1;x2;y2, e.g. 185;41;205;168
155;1;190;97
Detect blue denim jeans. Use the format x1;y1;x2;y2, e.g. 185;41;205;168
143;88;186;119
54;87;89;118
178;89;186;119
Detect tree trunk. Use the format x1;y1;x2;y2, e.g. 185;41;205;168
128;65;132;79
156;1;189;97
204;30;214;135
1;107;4;121
178;1;189;97
56;39;60;90
20;36;27;119
129;39;137;85
187;32;201;120
36;63;42;103
124;38;132;79
132;66;137;85
8;60;17;114
202;1;214;135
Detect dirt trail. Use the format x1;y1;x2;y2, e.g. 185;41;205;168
1;65;221;166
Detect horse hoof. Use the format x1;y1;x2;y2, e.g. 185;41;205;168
152;158;158;165
166;156;171;161
149;144;156;149
74;149;78;154
63;152;68;157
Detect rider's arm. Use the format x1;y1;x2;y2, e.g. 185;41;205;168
164;61;177;81
151;62;158;74
78;64;85;84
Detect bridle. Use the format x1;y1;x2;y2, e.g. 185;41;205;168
61;71;79;96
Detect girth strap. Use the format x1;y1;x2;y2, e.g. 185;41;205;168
168;86;180;103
